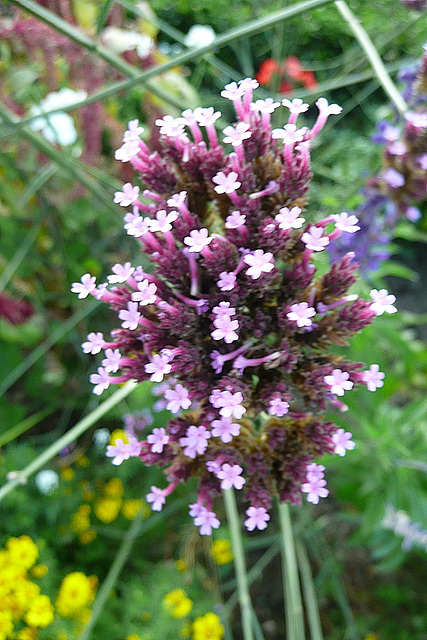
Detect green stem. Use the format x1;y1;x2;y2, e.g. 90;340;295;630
9;0;334;128
0;408;54;447
334;0;407;115
223;488;254;640
296;541;324;640
0;380;137;502
277;501;306;640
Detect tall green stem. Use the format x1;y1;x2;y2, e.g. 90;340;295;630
223;488;254;640
277;501;306;640
0;380;137;502
334;0;407;115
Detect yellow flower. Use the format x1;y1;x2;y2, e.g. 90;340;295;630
60;467;75;482
121;499;143;520
192;613;224;640
55;572;97;618
210;540;233;566
6;536;38;570
24;594;54;628
103;478;124;498
363;636;379;640
79;530;97;545
16;627;38;640
94;497;122;523
174;559;188;573
12;580;41;617
180;624;191;638
109;429;128;445
31;564;49;579
0;611;14;640
75;455;90;467
125;634;141;640
163;589;193;619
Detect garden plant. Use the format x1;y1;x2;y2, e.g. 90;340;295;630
0;1;426;640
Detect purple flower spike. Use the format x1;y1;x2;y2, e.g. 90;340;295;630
75;79;389;533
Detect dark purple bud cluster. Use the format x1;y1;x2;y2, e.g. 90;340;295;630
329;44;427;275
73;82;392;533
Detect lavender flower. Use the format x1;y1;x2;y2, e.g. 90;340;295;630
75;79;391;532
329;43;427;275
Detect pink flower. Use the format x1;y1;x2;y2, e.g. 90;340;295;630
268;397;290;417
251;98;280;114
146;486;166;511
271;123;306;145
362;364;385;391
301;477;329;504
119;302;141;330
183;228;213;253
82;332;105;355
275;206;305;230
102;348;121;373
90;367;111;395
211;416;240;443
147;427;170;453
212;301;236;317
149;209;178;233
332;429;355;456
369;289;397;315
144;351;173;382
211;315;239;343
332;212;360;233
179;425;211;458
71;273;96;299
114;183;140;206
124;212;150;238
282;98;309;114
221;82;245;101
225;211;246;228
244;249;274;279
108;262;135;284
210;389;246;419
306;463;325;482
217;271;237;291
167;191;188;208
194;107;221;127
155;115;185;138
212;171;241;194
106;439;132;465
244;506;270;531
115;139;140;162
194;507;220;535
189;502;205;518
223;122;251;146
164;384;191;413
217;463;246;490
301;227;329;251
286;302;316;328
132;280;157;306
315;97;342;116
324;369;354;396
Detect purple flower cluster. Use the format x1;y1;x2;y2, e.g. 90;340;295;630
401;0;427;10
73;80;393;534
329;44;427;275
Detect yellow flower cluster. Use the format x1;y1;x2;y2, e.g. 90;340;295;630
163;589;193;619
210;540;233;566
55;571;97;620
0;536;53;640
192;613;224;640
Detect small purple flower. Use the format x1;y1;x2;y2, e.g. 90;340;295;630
211;416;240;443
194;507;220;535
90;367;111;395
146;486;166;511
369;289;397;315
147;427;170;453
114;183;140;206
108;262;135;283
324;369;354;396
183;229;213;253
217;463;246;490
212;171;241;194
306;463;325;482
333;212;360;233
82;332;105;355
332;429;355;456
223;122;252;146
217;271;237;291
268;398;290;417
106;439;132;465
179;425;211;458
210;389;246;419
363;364;385;391
244;507;270;531
102;348;122;373
286;302;316;328
164;384;191;413
149;210;178;233
132;280;158;306
211;315;239;343
244;249;274;279
144;351;173;382
225;211;246;229
301;227;329;251
301;476;329;504
71;273;96;299
275;206;305;230
119;302;141;330
383;168;405;188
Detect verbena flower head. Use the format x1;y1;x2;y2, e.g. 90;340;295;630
74;79;391;532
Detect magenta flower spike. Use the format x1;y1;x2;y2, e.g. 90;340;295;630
74;80;392;532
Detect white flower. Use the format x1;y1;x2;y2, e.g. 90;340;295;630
184;24;216;49
29;88;87;146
